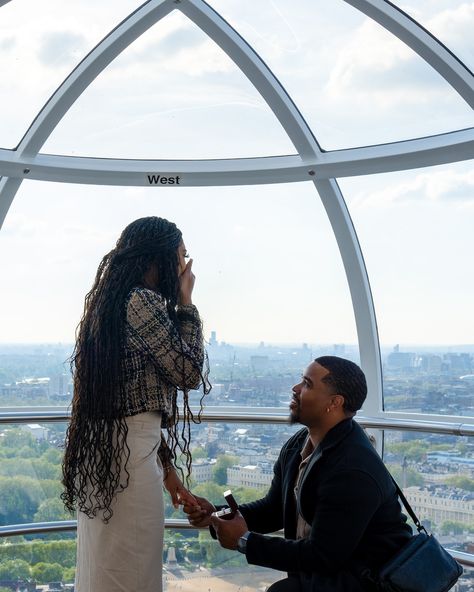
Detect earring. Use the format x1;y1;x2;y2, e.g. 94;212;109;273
326;408;330;413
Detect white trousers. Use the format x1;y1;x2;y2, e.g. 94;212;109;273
76;411;164;592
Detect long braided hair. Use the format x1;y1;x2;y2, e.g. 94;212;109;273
61;217;210;521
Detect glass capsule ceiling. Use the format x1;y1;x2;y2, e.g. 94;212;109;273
0;0;473;416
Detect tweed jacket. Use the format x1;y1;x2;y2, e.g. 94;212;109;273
122;287;204;425
239;418;413;592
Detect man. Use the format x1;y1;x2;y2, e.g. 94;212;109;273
183;356;412;591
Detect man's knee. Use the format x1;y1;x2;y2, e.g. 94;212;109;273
266;577;302;592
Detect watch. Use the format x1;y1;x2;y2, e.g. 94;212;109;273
237;531;251;554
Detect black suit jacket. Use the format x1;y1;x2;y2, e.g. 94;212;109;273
238;418;412;591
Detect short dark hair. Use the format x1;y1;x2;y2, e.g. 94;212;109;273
315;356;367;413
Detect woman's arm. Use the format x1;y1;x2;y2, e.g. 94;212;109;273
127;288;204;389
158;433;198;508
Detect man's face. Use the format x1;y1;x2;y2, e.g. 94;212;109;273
289;362;338;427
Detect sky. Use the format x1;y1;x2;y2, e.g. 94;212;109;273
0;0;473;346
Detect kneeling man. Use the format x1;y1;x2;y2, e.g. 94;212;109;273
184;356;412;592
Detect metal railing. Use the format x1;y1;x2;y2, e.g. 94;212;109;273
1;407;474;569
2;406;474;436
1;519;473;569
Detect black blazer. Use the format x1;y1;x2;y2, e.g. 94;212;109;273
239;418;412;591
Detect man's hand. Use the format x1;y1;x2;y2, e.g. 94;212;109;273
182;494;216;528
210;511;249;550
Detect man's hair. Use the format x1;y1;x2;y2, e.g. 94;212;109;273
315;356;367;413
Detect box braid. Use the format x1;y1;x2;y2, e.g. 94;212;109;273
61;217;210;522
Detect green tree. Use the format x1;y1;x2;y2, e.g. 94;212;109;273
0;458;59;480
32;459;61;480
386;465;424;487
440;521;472;535
34;498;73;522
1;428;36;449
191;447;207;460
193;482;226;505
18;445;40;459
233;485;267;503
40;479;63;499
62;567;75;583
386;440;430;462
212;455;238;485
0;476;43;525
0;559;31;581
0;458;35;478
41;448;62;464
197;530;232;567
0;540;76;567
445;476;474;491
31;562;63;584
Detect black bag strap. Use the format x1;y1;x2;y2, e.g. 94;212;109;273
390;476;426;534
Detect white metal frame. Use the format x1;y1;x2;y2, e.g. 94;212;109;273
0;0;473;421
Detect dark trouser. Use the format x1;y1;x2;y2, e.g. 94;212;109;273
267;578;302;592
266;572;376;592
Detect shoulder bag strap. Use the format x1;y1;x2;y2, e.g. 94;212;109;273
391;476;426;534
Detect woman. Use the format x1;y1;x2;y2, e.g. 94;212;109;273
62;216;210;592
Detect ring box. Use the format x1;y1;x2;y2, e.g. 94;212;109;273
213;507;235;519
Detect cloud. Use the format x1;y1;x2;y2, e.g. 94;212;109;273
324;4;474;107
0;214;48;238
0;36;15;51
428;2;474;62
112;31;236;78
352;168;474;208
138;26;204;60
37;31;86;67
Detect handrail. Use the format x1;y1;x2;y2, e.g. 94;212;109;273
1;407;474;436
2;409;474;569
0;519;193;537
1;520;473;568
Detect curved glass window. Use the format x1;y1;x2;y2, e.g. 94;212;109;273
396;0;474;70
0;0;139;149
1;0;474;578
0;180;358;406
383;430;474;550
42;10;295;159
209;0;474;150
340;160;474;416
0;528;283;591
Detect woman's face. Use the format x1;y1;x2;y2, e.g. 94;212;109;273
178;240;188;275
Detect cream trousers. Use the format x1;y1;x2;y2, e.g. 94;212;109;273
75;411;164;592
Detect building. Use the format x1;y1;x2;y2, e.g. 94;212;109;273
23;423;49;441
386;350;417;371
191;459;216;483
404;486;474;526
227;463;273;489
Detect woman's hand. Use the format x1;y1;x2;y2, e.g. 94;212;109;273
163;466;197;509
179;259;195;306
182;494;216;528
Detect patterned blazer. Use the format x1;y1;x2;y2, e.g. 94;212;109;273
123;286;205;426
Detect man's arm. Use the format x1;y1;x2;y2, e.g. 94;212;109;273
244;470;382;575
183;446;286;534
